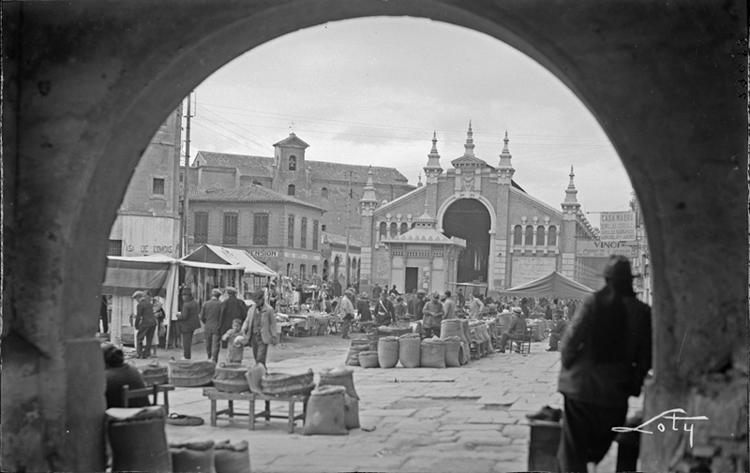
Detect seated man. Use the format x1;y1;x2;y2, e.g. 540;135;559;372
498;307;528;353
547;310;568;351
102;343;150;408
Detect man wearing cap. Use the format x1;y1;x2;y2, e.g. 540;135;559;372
200;288;223;363
132;291;157;359
556;256;652;473
547;310;568;352
374;291;395;327
468;293;484;320
242;289;277;368
178;288;201;359
422;292;445;338
498;307;528;353
338;290;356;339
443;291;457;320
219;287;247;349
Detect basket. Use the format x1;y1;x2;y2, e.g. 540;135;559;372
261;370;315;396
358;351;380;368
168;360;216;387
212;363;250;393
139;362;169;386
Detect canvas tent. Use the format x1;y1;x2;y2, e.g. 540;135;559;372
183;244;277;298
495;271;595;299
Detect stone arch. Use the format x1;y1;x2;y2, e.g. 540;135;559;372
436;194;497;234
4;3;745;471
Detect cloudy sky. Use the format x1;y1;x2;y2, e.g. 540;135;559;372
188;17;634;228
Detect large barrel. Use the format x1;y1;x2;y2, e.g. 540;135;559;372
212;363;250;393
168;360;216;387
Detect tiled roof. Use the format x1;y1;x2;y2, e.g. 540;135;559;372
384;228;466;246
188;184;323;211
194;151;410;185
322;232;362;248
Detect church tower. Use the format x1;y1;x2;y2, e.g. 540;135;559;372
423;131;443;217
271;132;309;197
560;166;581;278
358;167;379;292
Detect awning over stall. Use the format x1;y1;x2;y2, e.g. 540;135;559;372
183;244;276;277
102;254;178;297
494;271;595;299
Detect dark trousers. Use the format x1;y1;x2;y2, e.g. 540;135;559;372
181;331;194;359
341;317;352;338
136;325;156;358
251;331;268;367
549;333;562;350
424;326;440;339
499;332;522;351
557;396;627;473
205;332;221;363
169;321;182;348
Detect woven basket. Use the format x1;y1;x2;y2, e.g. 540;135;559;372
377;336;400;369
168;360;216;387
212;363;249;393
139;363;168;386
358;351;379;368
398;334;421;368
261;370;315;396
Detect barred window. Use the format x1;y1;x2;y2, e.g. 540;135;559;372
223;213;238;245
253;214;269;245
194;212;208;244
288;215;295;248
300;217;308;249
312;220;319;250
548;226;557;246
108;240;122;256
152;178;165;195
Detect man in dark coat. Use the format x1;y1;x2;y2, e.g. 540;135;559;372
556;256;652;472
219;287;247;348
498;307;528;353
178;288;201;360
374;291;394;327
200;288;223;363
133;291;157;359
102;343;149;408
547;310;568;352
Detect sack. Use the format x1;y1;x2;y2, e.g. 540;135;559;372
169;359;216;387
440;319;463;339
261;370;315;396
107;407;171;473
302;385;349;436
170;440;215;473
319;367;359;400
139;362;168;386
398;334;421;368
420;339;446;368
358;351;379;368
214;440;251;473
213;363;250;393
442;337;461;367
377;337;400;369
344;393;360;430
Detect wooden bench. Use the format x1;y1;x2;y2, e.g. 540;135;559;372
122;383;175;414
202;387;308;434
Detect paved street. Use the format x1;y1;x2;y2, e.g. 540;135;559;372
133;335;637;472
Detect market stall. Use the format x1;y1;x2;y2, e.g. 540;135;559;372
492;271;595;300
182;244;276;299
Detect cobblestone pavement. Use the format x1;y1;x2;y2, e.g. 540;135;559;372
154;337;639;472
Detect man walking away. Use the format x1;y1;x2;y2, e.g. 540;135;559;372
178;288;200;360
132;291;157;359
339;289;356;339
220;287;247;348
200;288;223;363
498;307;528;353
557;256;652;473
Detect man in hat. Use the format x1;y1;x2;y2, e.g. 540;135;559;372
219;287;247;349
422;292;445;338
556;256;651;473
338;289;356;339
200;288;224;363
178;287;200;359
498;307;528;353
468;293;484;319
547;310;568;352
242;289;277;368
443;291;457;320
132;291;157;359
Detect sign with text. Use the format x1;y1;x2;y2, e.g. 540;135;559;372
251;250;278;258
600;211;636;241
576;240;637;258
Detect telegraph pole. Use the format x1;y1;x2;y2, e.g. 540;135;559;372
180;92;195;257
344;170;354;288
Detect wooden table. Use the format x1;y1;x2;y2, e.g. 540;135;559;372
202;387;308;434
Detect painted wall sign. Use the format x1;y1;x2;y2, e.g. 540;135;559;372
600;211;636;241
250;250;278;258
576;240;638;258
511;256;557;286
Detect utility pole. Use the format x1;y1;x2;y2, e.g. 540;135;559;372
180;92;195;257
344;171;355;289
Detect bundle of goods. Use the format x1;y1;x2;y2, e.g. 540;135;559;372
377;336;400;369
302;385;349;435
442;319;470;365
139;361;168;386
168;359;216;387
421;338;447;368
170;440;215;473
215;440;252;473
319;366;359;400
212;363;250;393
344;339;374;366
314;313;330;335
245;363;266;393
442;336;462;367
358;351;379;368
377;325;412;338
289;314;316;335
460;319;472;364
107;406;171;473
260;369;315;396
398;333;421;368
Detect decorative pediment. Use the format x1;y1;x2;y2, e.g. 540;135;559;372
273;132;309;149
451;155;488;168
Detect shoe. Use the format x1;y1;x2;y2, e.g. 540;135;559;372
498;349;505;353
526;406;563;422
546;348;557;352
342;336;350;339
166;413;205;426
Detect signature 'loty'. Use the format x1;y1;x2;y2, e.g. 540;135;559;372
612;408;708;448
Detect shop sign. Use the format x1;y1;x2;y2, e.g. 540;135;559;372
576;240;637;258
600;211;636;241
250;250;278;258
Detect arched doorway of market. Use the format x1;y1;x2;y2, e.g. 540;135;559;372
3;2;745;472
442;199;492;284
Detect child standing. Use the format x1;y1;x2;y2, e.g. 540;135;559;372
222;319;246;364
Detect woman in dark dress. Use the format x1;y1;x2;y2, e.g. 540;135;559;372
102;343;149;408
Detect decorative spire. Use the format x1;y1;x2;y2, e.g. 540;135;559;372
417;173;423;187
496;130;515;181
415;199;436;228
502;131;510;155
359;165;379;214
463;121;475;157
562;165;580;207
424;130;443;180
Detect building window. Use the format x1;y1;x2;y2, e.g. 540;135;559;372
312;265;318;275
107;240;122;256
537;225;545;246
289;156;297;171
321;187;328;198
524;226;534;246
152;178;165;195
548;226;557;246
194;212;209;244
400;222;408;235
513;225;522;245
390;222;398;238
300;264;306;280
253;214;269;245
379;222;387;240
223;213;238;245
287;263;292;277
300;217;308;249
288;184;295;196
288;215;295;248
312;220;319;250
252;180;262;186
